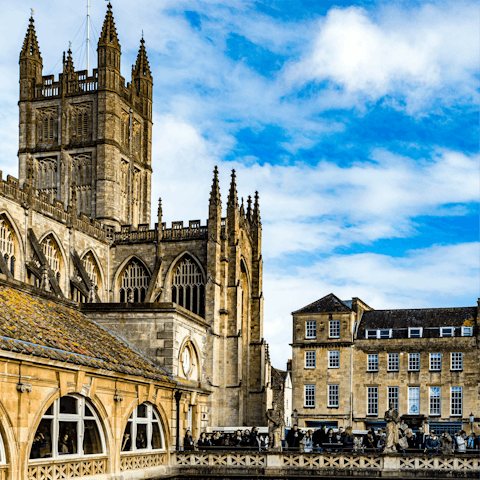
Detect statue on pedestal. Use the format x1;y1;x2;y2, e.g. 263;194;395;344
384;402;400;453
266;401;284;452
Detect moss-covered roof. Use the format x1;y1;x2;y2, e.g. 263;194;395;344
0;284;173;383
292;293;352;314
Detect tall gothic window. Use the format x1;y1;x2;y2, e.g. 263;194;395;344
82;252;99;288
171;256;205;317
0;217;15;277
37;108;57;143
41;236;61;283
119;260;150;303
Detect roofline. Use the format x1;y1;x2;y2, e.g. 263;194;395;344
291;293;353;315
362;306;477;313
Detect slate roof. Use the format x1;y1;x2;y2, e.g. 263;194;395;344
271;367;288;388
357;307;477;339
292;293;352;314
0;284;173;383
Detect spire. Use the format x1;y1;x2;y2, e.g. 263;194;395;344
20;16;41;59
98;3;120;48
246;195;252;221
227;169;238;209
64;48;74;77
253;191;261;224
209;166;221;206
157;197;162;223
133;37;152;80
239;197;245;218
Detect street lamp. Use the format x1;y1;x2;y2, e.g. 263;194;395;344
470;413;474;433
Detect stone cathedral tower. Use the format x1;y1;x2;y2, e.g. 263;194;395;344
18;4;152;233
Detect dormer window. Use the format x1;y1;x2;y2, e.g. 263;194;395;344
366;329;392;339
461;326;473;337
366;330;377;339
440;327;455;338
408;327;423;338
379;329;391;339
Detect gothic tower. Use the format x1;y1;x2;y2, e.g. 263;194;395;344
18;3;153;231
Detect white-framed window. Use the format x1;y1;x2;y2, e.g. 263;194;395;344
367;387;378;416
366;329;392;339
121;403;165;452
408;353;420;371
305;351;316;369
451;387;462;416
305;321;316;339
440;327;455;338
329;320;340;338
29;395;105;460
451;352;463;371
388;353;399;371
429;387;441;416
429;353;441;371
0;428;5;465
408;387;420;415
388;386;399;411
328;350;340;368
328;385;339;408
304;385;315;408
408;327;423;338
367;354;378;372
461;326;473;337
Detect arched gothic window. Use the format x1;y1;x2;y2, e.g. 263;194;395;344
171;256;205;317
41;236;61;282
82;252;99;288
0;425;5;465
0;217;15;277
119;260;149;303
30;395;105;460
121;403;165;453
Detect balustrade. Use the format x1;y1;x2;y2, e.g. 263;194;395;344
27;457;106;480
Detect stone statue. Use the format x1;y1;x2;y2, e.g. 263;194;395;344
266;401;284;452
384;402;400;453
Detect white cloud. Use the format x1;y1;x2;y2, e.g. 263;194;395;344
264;242;480;367
286;2;479;113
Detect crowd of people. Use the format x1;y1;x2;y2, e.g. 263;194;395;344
184;425;480;455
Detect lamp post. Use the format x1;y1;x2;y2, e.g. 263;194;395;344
470;413;474;433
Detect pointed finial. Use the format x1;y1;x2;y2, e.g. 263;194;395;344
209;166;221;206
246;195;252;220
21;13;41;59
227;169;238;209
157;197;162;222
133;34;151;79
142;30;144;39
240;197;245;217
253;191;261;224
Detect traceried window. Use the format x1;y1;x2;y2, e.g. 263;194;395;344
29;396;105;460
41;236;61;282
121;403;165;453
367;387;378;415
388;386;399;411
82;252;100;288
388;353;399;371
119;259;150;303
429;387;441;416
171;256;205;317
304;385;315;408
328;385;339;408
305;351;316;369
305;321;316;339
409;353;420;371
329;320;340;338
451;387;462;416
367;354;378;372
0;217;15;276
37;107;57;143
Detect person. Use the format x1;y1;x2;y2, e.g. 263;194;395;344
466;432;476;450
365;431;377;451
414;427;427;451
242;429;251;447
384;402;400;453
250;427;260;448
456;430;466;453
286;425;303;450
377;429;386;452
342;426;354;451
439;431;453;454
233;430;243;447
184;430;194;451
197;432;211;449
336;426;345;443
58;433;74;454
31;432;46;459
404;428;415;450
312;427;324;453
425;431;441;454
302;430;313;453
211;431;223;447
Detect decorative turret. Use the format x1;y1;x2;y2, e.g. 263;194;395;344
64;48;75;78
157;197;163;224
239;197;245;218
19;16;43;100
227;169;238;210
97;2;121;89
253;191;261;225
246;195;252;222
132;37;153;118
226;169;239;244
208;166;221;242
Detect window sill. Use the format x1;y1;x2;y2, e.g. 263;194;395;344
303;405;315;409
367;370;378;373
387;370;399;373
408;370;420;373
327;406;339;409
450;370;463;372
328;366;340;369
304;367;316;370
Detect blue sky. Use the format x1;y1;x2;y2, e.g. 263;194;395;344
0;0;478;368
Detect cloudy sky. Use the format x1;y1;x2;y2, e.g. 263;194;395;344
0;0;478;368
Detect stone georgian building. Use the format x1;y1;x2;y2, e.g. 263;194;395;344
0;0;270;450
291;293;480;435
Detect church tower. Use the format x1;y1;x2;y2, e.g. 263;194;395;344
18;3;153;231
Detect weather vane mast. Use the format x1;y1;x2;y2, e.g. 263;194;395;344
30;8;34;17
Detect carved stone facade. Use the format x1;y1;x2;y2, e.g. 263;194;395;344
0;2;270;440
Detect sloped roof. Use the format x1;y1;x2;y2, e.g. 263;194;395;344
292;293;352;314
271;367;288;388
357;307;477;338
0;284;173;383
